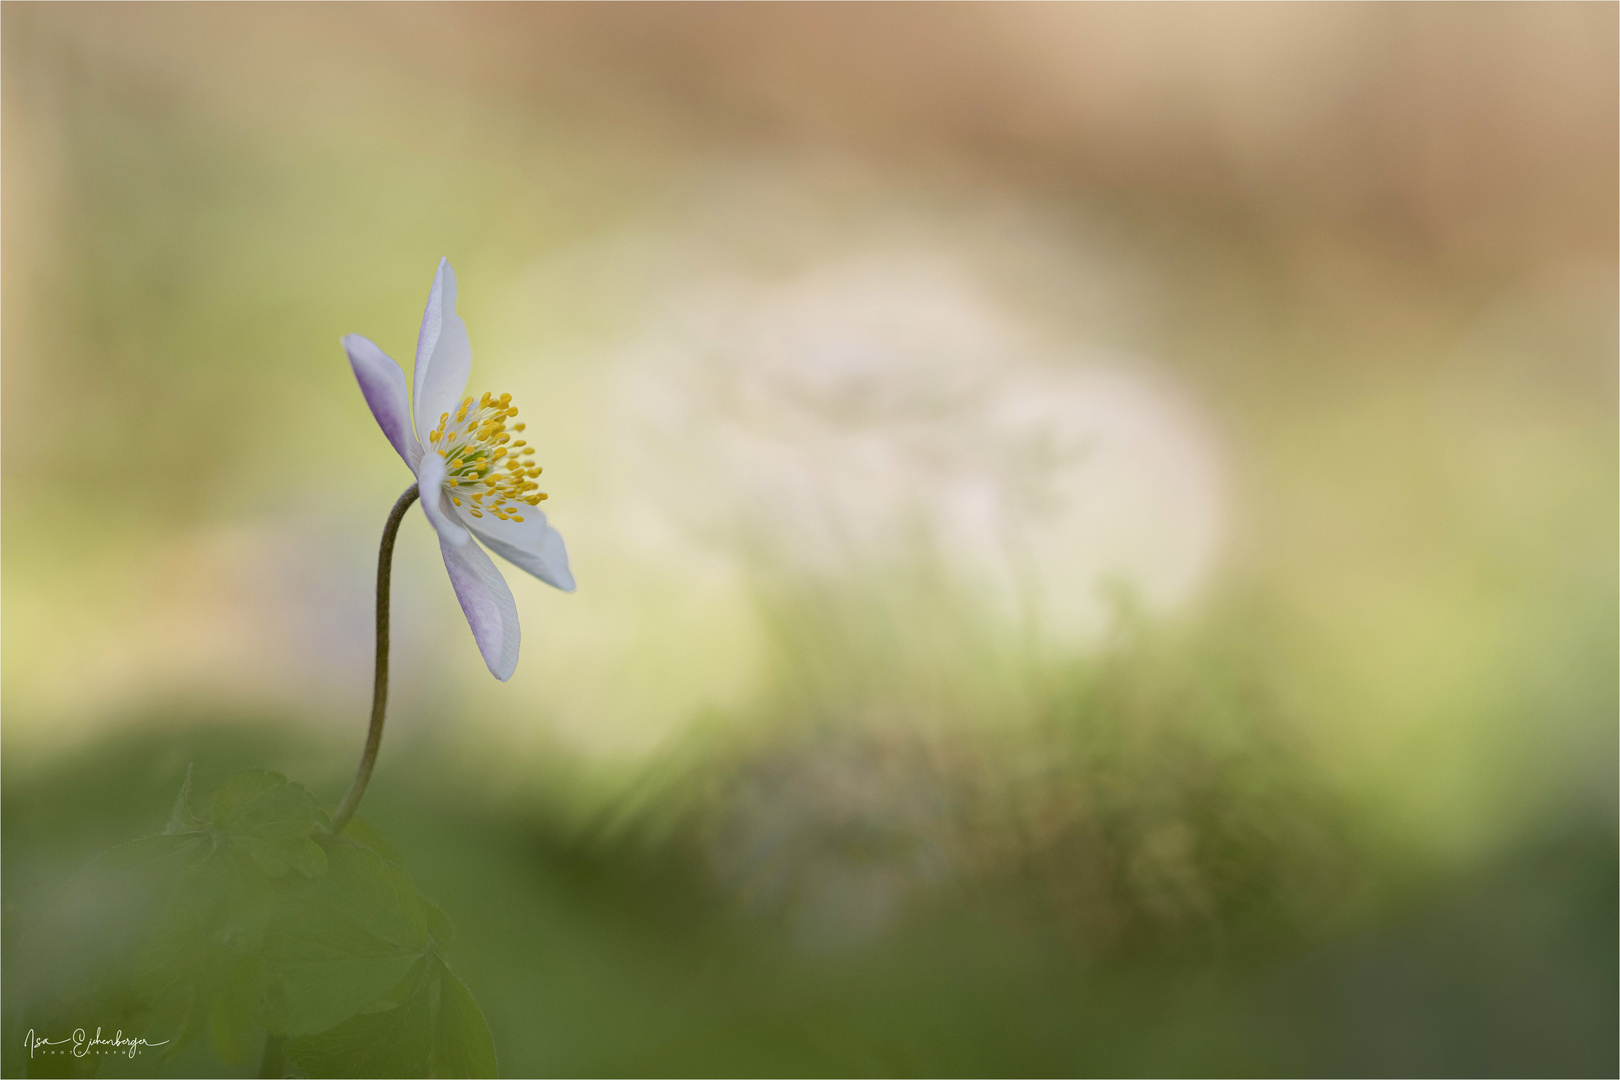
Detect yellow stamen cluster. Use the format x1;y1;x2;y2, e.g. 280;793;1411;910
424;391;549;522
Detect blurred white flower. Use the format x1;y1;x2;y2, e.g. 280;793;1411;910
615;252;1223;647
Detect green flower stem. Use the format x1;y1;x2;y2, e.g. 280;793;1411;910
331;482;420;835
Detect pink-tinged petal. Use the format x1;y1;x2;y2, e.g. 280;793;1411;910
452;502;575;592
438;532;520;681
343;334;421;470
415;451;471;547
413;258;472;445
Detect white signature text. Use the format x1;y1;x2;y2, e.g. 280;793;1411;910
23;1027;169;1059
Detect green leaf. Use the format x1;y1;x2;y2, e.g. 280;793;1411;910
341;819;454;947
196;769;332;878
59;769;498;1077
166;762;202;832
340;816;404;864
265;840;432;1037
97;830;206;868
74;771;329;1059
209;951;264;1066
284;964;433;1079
430;956;499;1079
126;847;278;1059
423;896;456;950
362;956;430;1014
283;956;498;1079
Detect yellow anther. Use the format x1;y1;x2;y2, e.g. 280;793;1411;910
469;509;483;517
427;389;553;511
452;497;462;506
513;516;525;523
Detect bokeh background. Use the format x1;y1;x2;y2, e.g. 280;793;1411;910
3;4;1615;1076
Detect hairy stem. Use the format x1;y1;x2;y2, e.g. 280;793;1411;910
331;482;420;834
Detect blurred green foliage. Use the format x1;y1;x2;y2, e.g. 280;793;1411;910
6;766;494;1078
4;609;1613;1077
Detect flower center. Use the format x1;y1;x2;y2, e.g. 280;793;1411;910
425;391;548;522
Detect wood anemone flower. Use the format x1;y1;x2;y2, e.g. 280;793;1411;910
342;257;574;681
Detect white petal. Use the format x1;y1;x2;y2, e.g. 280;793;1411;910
452;502;576;592
343;334;422;470
438;532;520;681
413;258;473;446
414;451;471;547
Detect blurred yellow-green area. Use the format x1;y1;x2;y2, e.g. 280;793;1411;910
3;4;1615;1076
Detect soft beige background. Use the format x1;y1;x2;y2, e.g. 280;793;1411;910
4;4;1614;866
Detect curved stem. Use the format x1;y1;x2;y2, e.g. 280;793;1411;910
331;482;420;834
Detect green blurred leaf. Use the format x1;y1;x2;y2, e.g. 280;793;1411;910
97;830;206;868
430;956;499;1080
166;762;202;832
341;816;405;865
284;961;432;1079
126;844;278;1060
193;768;332;878
423;897;456;951
283;956;498;1079
342;818;455;945
209;951;264;1066
265;840;432;1037
363;957;430;1014
30;768;498;1076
